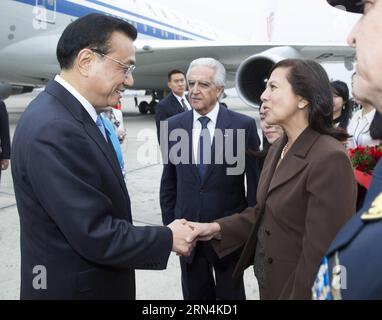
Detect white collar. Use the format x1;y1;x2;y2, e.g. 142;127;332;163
173;92;185;101
359;108;376;123
193;101;220;125
172;92;187;102
173;92;190;108
54;75;98;123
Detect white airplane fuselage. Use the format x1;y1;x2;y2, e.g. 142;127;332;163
0;0;357;107
0;0;224;92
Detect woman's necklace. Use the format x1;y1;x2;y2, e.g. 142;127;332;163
280;143;289;159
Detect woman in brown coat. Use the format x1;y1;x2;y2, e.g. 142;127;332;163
188;59;357;299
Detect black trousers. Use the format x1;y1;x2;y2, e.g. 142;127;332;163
180;244;245;300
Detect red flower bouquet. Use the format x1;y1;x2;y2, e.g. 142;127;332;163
348;144;382;189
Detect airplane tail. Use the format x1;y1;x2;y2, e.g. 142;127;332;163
251;0;359;44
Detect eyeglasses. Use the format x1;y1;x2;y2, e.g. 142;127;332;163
91;49;136;76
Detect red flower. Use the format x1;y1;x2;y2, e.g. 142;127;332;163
348;143;382;174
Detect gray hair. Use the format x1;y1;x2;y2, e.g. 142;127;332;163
186;57;226;87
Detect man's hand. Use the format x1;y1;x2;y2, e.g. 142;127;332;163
186;221;221;241
1;159;9;170
167;219;197;256
116;127;126;143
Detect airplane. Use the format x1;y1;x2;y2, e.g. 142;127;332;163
0;0;360;114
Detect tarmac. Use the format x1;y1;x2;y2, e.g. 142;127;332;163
0;92;261;300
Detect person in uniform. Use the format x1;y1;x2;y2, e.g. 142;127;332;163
312;0;382;300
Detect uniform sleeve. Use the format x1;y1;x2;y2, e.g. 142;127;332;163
279;149;357;299
28;119;173;270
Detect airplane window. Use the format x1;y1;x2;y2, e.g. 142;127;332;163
152;27;156;34
143;24;148;32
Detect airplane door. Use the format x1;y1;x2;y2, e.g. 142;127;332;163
34;0;56;24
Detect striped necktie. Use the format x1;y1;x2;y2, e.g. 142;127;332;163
181;98;188;112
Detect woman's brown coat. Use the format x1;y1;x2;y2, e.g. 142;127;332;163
212;128;357;299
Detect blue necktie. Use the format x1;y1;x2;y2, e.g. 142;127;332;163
197;116;211;178
96;115;107;141
101;115;126;178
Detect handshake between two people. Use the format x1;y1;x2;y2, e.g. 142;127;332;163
167;219;222;256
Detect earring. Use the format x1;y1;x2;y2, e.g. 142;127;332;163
342;105;345;110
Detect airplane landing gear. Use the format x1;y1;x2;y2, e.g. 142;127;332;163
148;100;156;114
136;90;163;115
138;101;149;114
137;100;156;114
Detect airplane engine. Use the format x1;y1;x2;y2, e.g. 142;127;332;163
0;82;34;100
235;46;301;108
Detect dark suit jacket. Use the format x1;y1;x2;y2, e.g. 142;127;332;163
160;105;260;262
212;128;357;299
324;159;382;299
0;101;10;160
11;80;172;300
155;92;185;142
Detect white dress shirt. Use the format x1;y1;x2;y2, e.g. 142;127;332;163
54;75;97;123
347;108;380;149
173;93;192;111
192;102;220;162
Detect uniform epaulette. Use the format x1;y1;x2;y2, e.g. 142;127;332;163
361;193;382;221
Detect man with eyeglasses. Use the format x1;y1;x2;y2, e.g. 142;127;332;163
155;69;191;143
312;0;382;300
11;13;197;299
91;48;136;76
160;58;261;299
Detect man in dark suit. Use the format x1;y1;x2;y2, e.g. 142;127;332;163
11;13;196;300
0;101;10;182
160;58;260;299
311;0;382;299
155;69;191;142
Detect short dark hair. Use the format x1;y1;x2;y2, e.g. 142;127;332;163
57;13;137;70
330;80;353;129
270;59;349;141
167;69;185;81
